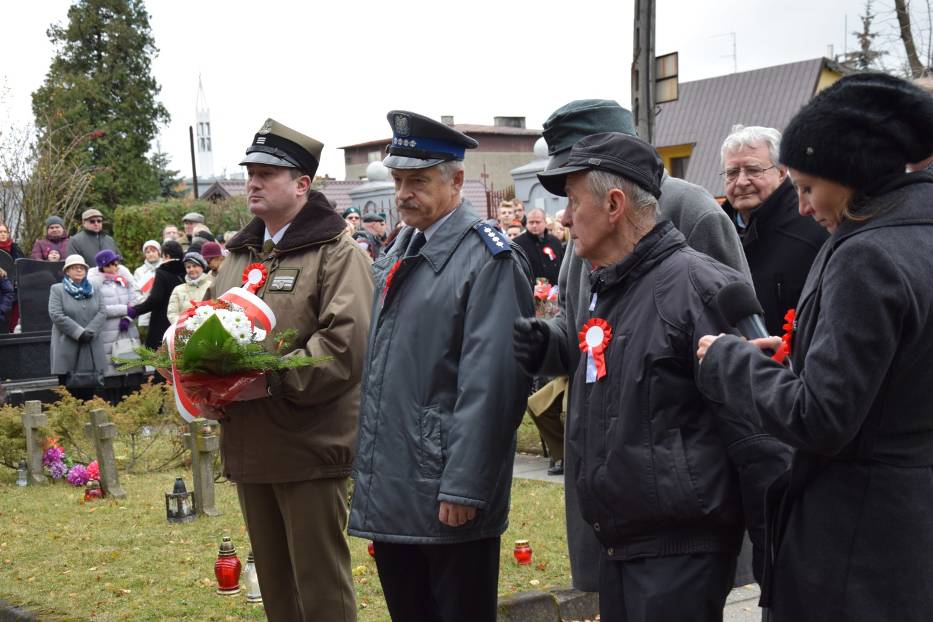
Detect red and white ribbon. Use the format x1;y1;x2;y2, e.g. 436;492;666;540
163;287;277;421
578;318;612;383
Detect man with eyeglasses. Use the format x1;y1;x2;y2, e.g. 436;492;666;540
66;209;121;267
720;125;827;334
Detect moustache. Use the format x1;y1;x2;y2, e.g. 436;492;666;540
398;202;420;210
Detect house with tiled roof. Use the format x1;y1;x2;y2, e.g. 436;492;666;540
655;57;848;199
341;116;540;192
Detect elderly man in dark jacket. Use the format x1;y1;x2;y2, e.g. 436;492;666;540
514;99;757;592
66;209;120;266
531;132;788;621
349;111;533;622
720;125;828;334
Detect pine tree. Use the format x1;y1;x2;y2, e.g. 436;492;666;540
31;0;169;215
839;0;887;72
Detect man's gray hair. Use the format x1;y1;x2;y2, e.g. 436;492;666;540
586;170;659;218
436;160;465;182
720;125;781;168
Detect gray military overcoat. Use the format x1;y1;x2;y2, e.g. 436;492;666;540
48;283;107;376
349;201;533;544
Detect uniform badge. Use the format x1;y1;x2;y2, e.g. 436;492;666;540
394;114;410;137
258;119;274;135
267;267;301;293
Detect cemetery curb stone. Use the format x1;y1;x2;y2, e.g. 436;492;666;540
496;590;560;622
0;600;39;622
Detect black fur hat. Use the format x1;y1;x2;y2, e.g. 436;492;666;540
780;72;933;193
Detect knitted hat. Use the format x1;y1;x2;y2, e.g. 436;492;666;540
46;216;64;228
141;239;161;253
200;242;223;260
94;249;122;269
182;252;208;270
780;73;933;193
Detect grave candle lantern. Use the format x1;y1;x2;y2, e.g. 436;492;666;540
165;477;195;523
84;480;104;501
513;539;533;565
15;460;27;487
244;550;262;604
215;536;242;596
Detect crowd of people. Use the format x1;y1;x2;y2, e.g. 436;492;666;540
0;208;232;404
7;71;933;622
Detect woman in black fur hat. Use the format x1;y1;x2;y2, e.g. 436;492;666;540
696;72;933;621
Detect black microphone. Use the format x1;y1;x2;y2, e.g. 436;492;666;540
715;281;774;355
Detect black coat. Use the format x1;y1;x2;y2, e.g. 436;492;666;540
700;173;933;621
131;259;185;349
513;231;563;285
722;179;828;335
570;221;790;564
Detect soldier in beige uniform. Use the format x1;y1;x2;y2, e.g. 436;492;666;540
207;119;373;622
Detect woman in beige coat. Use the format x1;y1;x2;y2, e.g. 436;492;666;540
166;252;212;325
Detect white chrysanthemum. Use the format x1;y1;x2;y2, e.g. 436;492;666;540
252;328;266;342
195;305;213;318
184;316;202;331
235;328;252;345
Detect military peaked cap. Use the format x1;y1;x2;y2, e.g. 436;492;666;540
240;118;324;177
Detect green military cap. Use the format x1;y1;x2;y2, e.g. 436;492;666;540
240;118;324;177
542;100;637;171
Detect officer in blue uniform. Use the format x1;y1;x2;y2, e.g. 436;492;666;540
349;111;534;622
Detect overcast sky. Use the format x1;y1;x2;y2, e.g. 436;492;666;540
0;0;917;181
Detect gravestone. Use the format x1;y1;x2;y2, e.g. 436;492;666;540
21;400;48;485
184;418;219;516
16;258;64;333
84;408;126;498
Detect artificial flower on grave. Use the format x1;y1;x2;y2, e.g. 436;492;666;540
114;277;329;421
533;278;559;319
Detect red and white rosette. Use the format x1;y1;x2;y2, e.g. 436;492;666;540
163;287;277;421
578;318;612;383
242;263;268;294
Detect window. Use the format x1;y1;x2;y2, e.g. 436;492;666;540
670;156;690;179
367;150;381;163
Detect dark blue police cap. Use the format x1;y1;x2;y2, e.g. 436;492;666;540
383;110;479;170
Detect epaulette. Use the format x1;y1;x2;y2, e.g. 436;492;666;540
471;222;511;256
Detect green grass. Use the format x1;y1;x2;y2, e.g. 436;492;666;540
0;469;569;621
517;412;548;456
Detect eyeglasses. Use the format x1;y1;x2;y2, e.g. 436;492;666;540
86;218;103;224
721;165;777;183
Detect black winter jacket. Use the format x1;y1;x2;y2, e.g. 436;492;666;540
722;179;828;335
569;220;790;563
513;231;563;285
131;259;185;349
700;173;933;621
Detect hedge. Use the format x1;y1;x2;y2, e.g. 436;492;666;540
112;197;251;270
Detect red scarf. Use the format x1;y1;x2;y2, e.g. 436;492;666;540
0;239;12;253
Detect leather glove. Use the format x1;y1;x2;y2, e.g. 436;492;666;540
118;317;131;332
512;317;550;374
78;331;94;343
125;305;138;319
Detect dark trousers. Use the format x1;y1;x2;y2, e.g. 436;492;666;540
373;537;500;622
598;552;737;622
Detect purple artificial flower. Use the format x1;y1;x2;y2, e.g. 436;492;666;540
48;460;68;480
42;446;64;467
66;464;89;487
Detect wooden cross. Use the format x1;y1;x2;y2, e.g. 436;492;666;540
21;401;48;486
84;408;126;499
183;418;220;517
